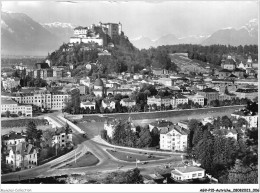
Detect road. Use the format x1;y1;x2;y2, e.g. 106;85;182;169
1;112;183;183
2;106;243;182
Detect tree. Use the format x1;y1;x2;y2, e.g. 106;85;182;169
221;116;232;128
138;126;152;148
227;160;258;184
26;121;42;146
6;110;10;118
150;127;160;147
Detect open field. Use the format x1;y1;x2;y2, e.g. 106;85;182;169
58;152;99;169
106;149;169;162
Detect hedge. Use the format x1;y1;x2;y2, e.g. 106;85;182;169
1;119;49;128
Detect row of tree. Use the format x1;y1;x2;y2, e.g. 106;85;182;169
101;121;160;149
187;114;258;183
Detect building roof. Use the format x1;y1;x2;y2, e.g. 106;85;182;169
200;88;218;93
3;132;26;141
175;94;187;99
174;166;205;174
94;78;104;87
35;63;50;69
1;98;17;105
149;120;173;128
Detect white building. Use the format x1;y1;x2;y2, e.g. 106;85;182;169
52;127;73;147
156;78;174;87
171;166;205;181
184;94;204;106
1;98;32;117
175;94;188;107
80;101;96;109
231;111;258;128
120;98;136;108
147;96;173;107
2;77;20;90
6;143;38;171
102;99;116;110
160;125;188;151
3;132;26;147
201;117;214;125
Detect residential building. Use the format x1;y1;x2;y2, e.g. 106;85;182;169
231;110;258;128
197;88;219;105
120;98;136;108
201;117;214;125
218;69;232;79
80;101;96;109
221;56;236;70
147;96;173;107
184;94;204;106
175;94;188;107
1;98;32;117
2;132;26;147
156;78;174;87
6;143;38;171
177;120;190;130
160;125;188;151
234;88;258;101
102;99;116;109
149;120;173;132
171;166;205;181
52;127;73;147
2;77;20;91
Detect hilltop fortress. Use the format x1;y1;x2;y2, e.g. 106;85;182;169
70;22;122;46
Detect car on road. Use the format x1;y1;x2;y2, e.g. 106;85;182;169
142;161;148;165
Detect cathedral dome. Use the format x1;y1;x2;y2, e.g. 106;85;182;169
94;78;104;87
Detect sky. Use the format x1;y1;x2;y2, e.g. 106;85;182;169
1;1;258;40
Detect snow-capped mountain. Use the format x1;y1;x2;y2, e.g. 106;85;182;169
42;22;75;29
42;22;75;43
1;11;61;56
131;18;258;49
131;34;209;49
202;18;258;46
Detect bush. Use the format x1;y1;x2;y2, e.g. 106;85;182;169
10;114;19;117
1;114;6;117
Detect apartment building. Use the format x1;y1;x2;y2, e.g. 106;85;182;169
160;125;188;151
10;88;80;111
1;98;32;117
52;127;73;147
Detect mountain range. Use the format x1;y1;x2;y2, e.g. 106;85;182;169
1;11;74;56
1;11;258;56
131;19;258;49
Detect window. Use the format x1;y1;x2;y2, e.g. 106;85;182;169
192;173;196;177
198;173;202;176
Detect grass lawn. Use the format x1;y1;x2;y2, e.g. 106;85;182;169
106;149;167;162
58;152;99;169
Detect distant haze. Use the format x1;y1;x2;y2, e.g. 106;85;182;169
2;1;258;40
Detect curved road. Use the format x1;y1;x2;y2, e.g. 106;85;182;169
1;113;182;183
